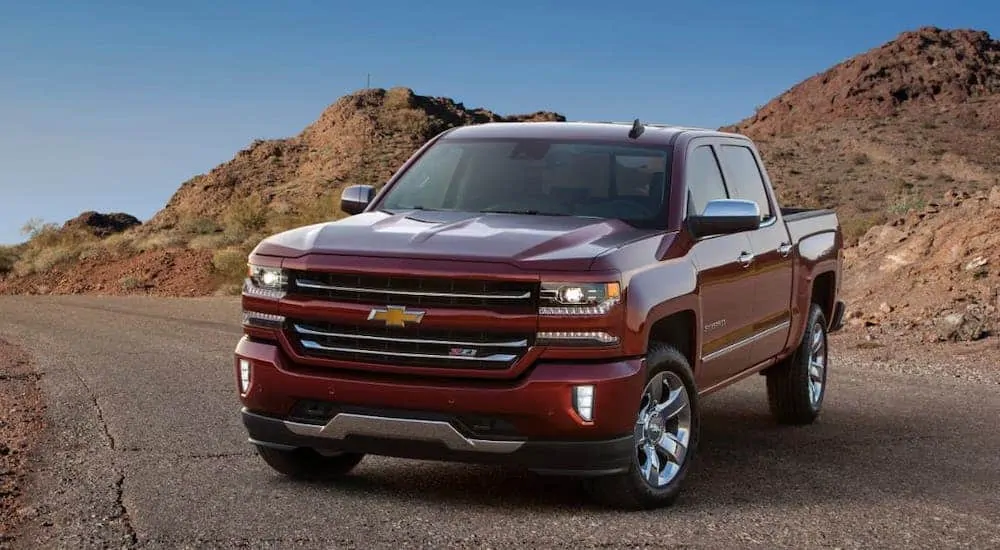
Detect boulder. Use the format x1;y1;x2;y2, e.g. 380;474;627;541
63;211;141;238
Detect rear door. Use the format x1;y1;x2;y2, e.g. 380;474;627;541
716;142;794;366
685;141;756;388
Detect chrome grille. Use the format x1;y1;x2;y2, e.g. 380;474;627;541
287;271;538;311
288;320;533;370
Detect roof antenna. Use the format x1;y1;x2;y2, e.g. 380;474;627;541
628;118;645;139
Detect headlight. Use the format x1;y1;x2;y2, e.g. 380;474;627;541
539;282;620;315
245;264;287;299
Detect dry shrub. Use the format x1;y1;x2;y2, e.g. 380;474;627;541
188;233;231;251
0;246;19;275
267;192;343;233
179;216;220;236
131;231;185;253
12;218;99;275
211;247;249;284
224;194;269;236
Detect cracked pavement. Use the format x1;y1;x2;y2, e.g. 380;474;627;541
1;295;999;549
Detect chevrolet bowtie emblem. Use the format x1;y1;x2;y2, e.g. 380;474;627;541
367;305;425;328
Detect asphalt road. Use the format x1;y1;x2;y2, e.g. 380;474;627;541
1;295;998;549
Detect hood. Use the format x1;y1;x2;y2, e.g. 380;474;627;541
254;210;657;271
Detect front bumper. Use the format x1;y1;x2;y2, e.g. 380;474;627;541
234;336;644;475
243;409;633;476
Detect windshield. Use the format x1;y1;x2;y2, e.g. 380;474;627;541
378;138;671;227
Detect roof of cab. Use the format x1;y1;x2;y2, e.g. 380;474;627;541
441;120;728;146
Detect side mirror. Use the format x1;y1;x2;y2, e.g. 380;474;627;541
688;199;761;238
340;185;376;215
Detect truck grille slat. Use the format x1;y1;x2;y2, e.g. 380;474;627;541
293;324;529;348
288;271;538;311
294;279;531;301
287;320;533;370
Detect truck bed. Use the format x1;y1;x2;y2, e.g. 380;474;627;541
782;207;839;244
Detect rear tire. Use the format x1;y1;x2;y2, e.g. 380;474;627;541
585;343;700;510
766;303;829;425
255;445;364;480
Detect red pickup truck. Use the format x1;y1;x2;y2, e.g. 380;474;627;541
235;120;844;509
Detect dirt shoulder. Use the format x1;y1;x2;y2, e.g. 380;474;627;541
0;340;46;547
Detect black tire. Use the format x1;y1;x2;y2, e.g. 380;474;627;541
585;343;700;510
766;303;829;425
255;445;365;481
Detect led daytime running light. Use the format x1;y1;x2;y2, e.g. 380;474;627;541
242;310;286;329
537;331;619;345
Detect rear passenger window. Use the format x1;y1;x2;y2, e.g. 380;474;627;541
687;145;728;215
717;145;773;220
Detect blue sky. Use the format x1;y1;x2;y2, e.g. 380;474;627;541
1;0;997;244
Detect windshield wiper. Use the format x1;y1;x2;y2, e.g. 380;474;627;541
479;209;569;216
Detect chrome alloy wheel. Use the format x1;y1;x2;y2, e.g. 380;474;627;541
634;371;692;488
808;322;827;407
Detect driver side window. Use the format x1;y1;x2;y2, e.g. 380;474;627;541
686;145;729;216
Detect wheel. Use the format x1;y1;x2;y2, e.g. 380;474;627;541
255;445;364;481
766;303;829;425
585;343;700;510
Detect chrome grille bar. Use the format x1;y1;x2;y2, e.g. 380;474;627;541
293;324;528;348
299;340;518;363
294;279;532;300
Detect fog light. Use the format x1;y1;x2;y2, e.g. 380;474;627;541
239;359;251;394
573;385;595;422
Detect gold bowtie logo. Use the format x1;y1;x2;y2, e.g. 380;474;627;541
367;305;425;328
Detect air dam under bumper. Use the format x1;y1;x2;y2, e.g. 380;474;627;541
243;408;634;476
235;336;644;476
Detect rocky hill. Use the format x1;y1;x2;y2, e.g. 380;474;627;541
726;27;1000;243
727;27;1000;137
842;187;1000;342
146;87;564;231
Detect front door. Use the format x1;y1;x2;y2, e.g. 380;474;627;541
684;142;758;388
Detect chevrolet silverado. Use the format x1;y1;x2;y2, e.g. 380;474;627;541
234;119;845;509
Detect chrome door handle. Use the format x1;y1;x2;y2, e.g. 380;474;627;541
778;242;792;257
738;251;755;268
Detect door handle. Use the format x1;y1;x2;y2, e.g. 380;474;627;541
778;242;793;257
738;251;755;268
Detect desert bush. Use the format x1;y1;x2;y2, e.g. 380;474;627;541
887;194;927;215
14;246;77;276
12;218;99;275
841;213;888;246
131;231;185;253
267;192;342;234
187;233;231;251
224;194;269;236
119;276;142;291
851;152;870;165
0;246;19;275
211;247;249;283
180;216;220;236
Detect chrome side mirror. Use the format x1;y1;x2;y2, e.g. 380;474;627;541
340;185;376;215
688;199;761;238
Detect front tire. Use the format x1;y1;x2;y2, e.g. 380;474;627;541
766;303;829;425
255;445;365;481
585;343;700;510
